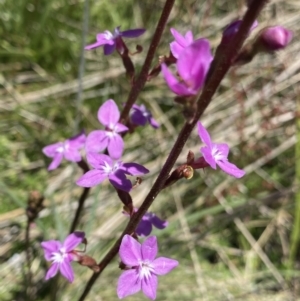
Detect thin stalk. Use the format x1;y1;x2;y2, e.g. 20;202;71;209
119;0;176;123
77;1;268;300
69;187;90;233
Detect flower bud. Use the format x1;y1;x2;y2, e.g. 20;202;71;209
258;26;293;51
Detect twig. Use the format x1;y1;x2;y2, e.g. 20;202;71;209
77;1;269;300
69;187;90;233
119;0;176;123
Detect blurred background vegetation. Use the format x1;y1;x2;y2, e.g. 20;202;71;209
0;0;299;300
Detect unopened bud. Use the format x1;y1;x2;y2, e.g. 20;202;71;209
221;20;258;44
257;26;293;52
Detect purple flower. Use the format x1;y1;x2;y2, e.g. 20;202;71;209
76;153;149;192
41;232;85;282
86;99;128;159
124;209;168;236
117;235;178;300
42;132;86;171
259;26;293;51
161;39;213;96
130;104;159;129
85;26;146;55
136;212;168;236
221;20;258;44
198;122;245;178
169;28;194;59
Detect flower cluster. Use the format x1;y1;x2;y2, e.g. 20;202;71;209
40;16;293;301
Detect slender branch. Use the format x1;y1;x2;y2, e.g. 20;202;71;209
77;1;268;300
69;187;90;233
119;0;175;123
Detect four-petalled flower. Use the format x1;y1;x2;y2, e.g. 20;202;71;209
162;39;213;96
42;132;86;171
198;122;245;178
130;104;159;129
41;232;85;282
169;28;194;59
86;99;128;159
76;153;149;192
117;235;178;300
85;26;146;55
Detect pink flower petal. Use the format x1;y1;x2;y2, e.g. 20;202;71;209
115;122;129;133
86;152;113;170
216;160;245;178
170;28;187;47
76;170;107;187
104;43;116;55
59;260;74;282
152;257;178;275
161;63;194;96
201;146;216;169
45;263;59;280
141;236;157;261
177;39;212;91
97;99;120;127
170;41;184;59
117;270;141;299
67;132;86;148
63;232;85;252
122;163;149;176
141;274;158;300
109;170;132;192
107;134;124;159
119;235;142;266
121;28;146;38
86;130;108;154
151;215;168;230
41;240;61;261
48;154;64;171
213;143;229;158
64;149;82;162
197;122;212;147
136;220;153;237
43;142;63;157
185;30;194;44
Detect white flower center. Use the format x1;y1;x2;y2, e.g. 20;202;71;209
212;145;225;161
138;260;154;280
51;247;68;263
104;30;114;41
56;141;69;154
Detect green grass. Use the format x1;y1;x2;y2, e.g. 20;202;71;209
0;0;299;300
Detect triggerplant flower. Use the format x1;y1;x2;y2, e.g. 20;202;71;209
198;122;245;178
117;235;178;300
130;104;159;129
41;232;85;282
161;39;213;96
124;208;168;236
85;26;146;55
86;99;128;159
42;132;86;171
169;28;194;59
76;153;149;192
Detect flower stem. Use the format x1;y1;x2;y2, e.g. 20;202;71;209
119;0;176;123
77;1;268;300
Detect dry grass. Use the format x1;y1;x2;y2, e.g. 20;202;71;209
0;0;299;300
